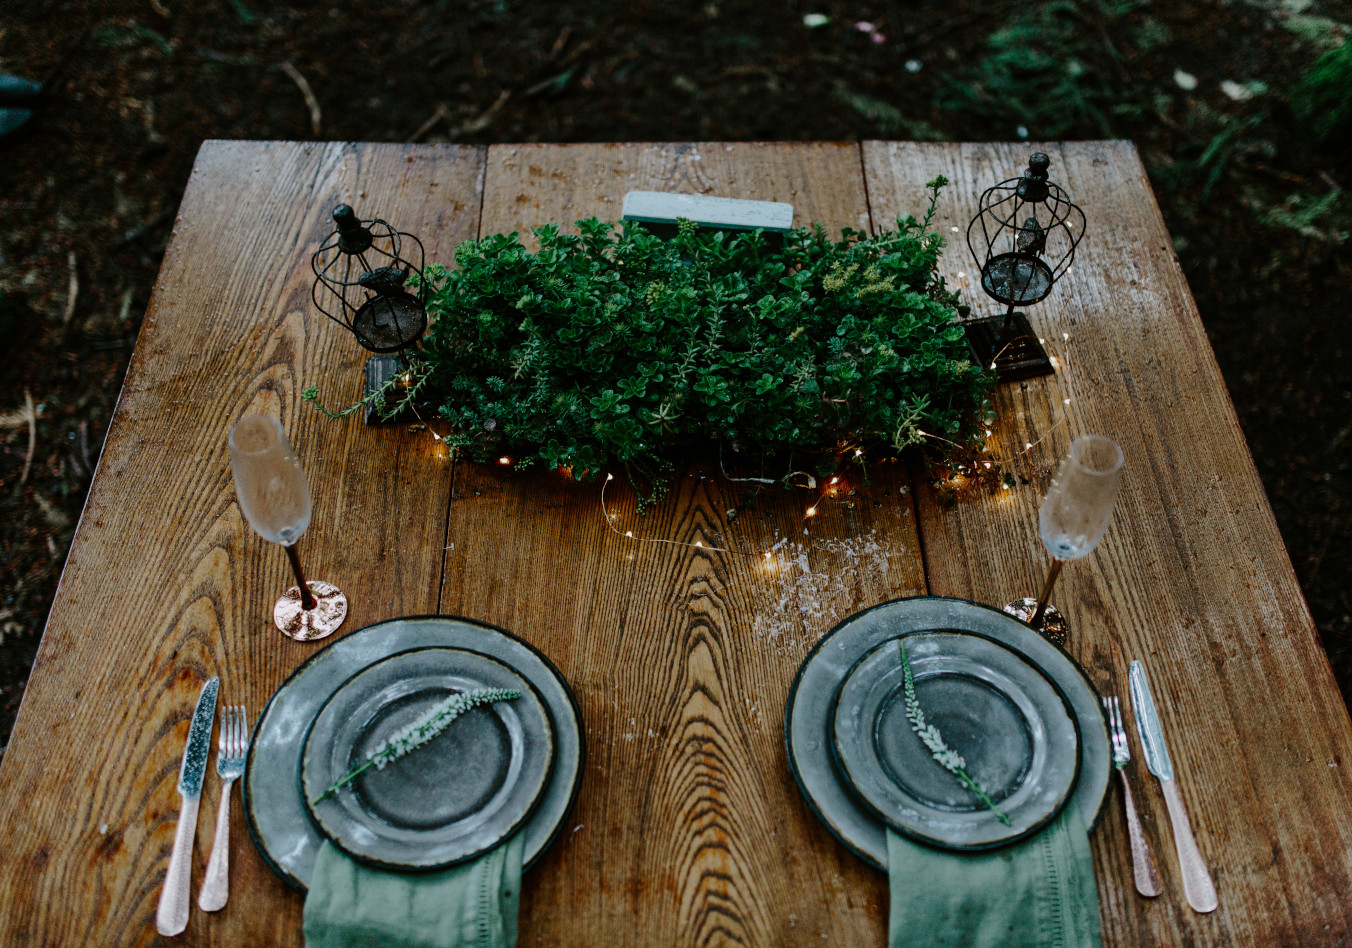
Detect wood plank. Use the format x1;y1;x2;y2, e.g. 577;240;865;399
863;140;1352;945
441;142;921;944
0;141;486;946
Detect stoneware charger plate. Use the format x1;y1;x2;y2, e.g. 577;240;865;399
785;597;1110;869
830;631;1080;851
244;615;584;890
301;647;555;871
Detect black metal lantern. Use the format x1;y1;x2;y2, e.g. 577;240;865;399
311;204;428;353
964;154;1086;382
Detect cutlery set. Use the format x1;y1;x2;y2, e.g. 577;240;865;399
1104;661;1217;913
155;678;251;937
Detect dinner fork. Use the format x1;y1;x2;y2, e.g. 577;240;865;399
198;705;249;912
1104;696;1162;897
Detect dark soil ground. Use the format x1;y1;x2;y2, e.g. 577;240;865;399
1;0;1349;757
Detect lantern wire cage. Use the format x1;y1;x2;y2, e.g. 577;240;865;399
962;154;1086;382
310;204;428;354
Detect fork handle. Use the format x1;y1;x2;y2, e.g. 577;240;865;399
198;779;235;912
1161;778;1218;913
155;793;200;935
1117;770;1162;897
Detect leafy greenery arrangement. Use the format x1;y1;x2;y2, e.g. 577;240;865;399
898;637;1011;825
306;177;994;504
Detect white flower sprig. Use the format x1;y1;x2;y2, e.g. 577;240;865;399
898;639;1012;826
311;687;521;805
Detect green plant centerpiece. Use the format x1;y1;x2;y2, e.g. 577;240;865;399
305;177;994;504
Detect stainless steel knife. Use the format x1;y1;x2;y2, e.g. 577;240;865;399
156;677;219;936
1129;660;1217;913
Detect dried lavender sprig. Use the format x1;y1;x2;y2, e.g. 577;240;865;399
898;639;1012;826
311;687;521;805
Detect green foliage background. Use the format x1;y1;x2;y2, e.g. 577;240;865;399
399;181;991;497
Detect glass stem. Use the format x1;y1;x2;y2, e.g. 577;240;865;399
285;542;317;611
1031;558;1065;627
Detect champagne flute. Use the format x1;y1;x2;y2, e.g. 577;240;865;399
229;415;348;641
1005;434;1123;645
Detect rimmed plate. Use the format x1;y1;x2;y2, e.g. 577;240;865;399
785;597;1109;869
301;647;554;871
831;633;1079;851
244;615;584;890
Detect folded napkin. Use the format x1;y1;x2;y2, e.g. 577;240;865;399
304;834;523;948
887;805;1101;948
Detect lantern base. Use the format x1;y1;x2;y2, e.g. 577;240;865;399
363;353;437;425
964;311;1055;383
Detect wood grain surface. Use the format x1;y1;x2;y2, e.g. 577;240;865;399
453;142;922;945
864;140;1352;945
1;140;1349;947
0;140;486;946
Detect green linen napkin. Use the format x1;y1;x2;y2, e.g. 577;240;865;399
887;805;1101;948
303;834;523;948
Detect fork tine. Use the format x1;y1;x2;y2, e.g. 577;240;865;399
232;706;244;757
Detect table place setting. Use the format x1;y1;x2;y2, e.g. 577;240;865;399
784;430;1218;947
241;616;584;947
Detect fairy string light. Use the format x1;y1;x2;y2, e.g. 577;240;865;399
599;461;861;561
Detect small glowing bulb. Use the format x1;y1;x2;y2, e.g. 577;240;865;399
1038;337;1046;345
764;551;772;559
990;362;997;370
984;461;992;469
830;476;839;485
1003;483;1010;489
1049;356;1060;368
1062;332;1069;341
854;449;863;457
1064;398;1071;405
625;531;634;538
606;473;614;481
1025;442;1033;450
695;541;703;548
985;429;992;438
957;270;966;278
805;506;818;518
950;226;960;232
498;456;511;465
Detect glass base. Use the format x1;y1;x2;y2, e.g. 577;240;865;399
1003;598;1069;648
273;581;348;642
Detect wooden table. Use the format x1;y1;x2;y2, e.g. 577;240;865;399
2;140;1350;946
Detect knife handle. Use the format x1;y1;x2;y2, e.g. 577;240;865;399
1118;770;1163;897
156;794;201;936
1161;778;1218;913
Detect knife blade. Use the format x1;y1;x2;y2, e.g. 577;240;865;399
156;677;218;936
1129;661;1173;780
1128;661;1217;913
178;677;218;796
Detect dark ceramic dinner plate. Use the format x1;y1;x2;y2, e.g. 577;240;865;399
244;616;583;890
301;647;554;871
785;597;1109;869
831;632;1079;851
